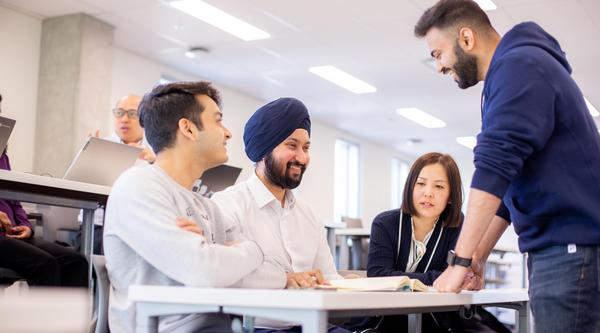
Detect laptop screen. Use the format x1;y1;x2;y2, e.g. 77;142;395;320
192;164;242;197
0;116;16;153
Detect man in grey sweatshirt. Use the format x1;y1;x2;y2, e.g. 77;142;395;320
103;81;286;333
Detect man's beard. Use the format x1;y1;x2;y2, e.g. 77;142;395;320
264;152;306;189
453;41;479;89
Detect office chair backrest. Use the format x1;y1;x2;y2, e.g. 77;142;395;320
341;216;363;228
91;255;109;333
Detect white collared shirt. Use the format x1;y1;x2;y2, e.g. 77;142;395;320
211;172;340;329
211;172;340;281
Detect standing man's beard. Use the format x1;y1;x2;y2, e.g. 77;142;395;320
453;41;479;89
264;152;306;189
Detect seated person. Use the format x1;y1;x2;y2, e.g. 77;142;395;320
211;98;350;333
0;93;88;287
353;152;509;333
103;82;287;333
104;94;155;163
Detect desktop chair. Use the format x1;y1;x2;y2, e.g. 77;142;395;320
91;255;109;333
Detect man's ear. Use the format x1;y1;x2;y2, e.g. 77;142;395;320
178;118;196;141
458;27;476;51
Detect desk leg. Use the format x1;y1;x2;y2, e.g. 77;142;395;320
82;208;95;286
299;310;328;333
516;301;530;333
136;303;159;333
339;235;349;270
408;313;422;333
326;227;336;264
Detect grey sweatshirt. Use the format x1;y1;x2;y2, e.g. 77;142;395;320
104;165;286;333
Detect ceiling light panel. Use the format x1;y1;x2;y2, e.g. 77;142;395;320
308;65;376;94
395;107;446;128
170;0;270;41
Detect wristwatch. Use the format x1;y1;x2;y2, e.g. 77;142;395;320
447;250;472;267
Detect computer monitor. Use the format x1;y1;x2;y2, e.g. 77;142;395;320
192;164;243;197
0;116;16;153
63;137;142;186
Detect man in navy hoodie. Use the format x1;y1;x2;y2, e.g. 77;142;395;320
414;1;600;332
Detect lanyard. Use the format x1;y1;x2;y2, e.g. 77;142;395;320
396;212;443;273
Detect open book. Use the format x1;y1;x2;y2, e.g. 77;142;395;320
318;276;429;292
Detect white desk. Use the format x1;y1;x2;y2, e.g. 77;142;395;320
0;169;110;284
335;228;370;270
130;286;529;333
0;286;90;333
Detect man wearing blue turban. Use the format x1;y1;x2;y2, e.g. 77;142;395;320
212;97;351;333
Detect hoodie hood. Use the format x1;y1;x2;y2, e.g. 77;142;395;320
492;21;571;74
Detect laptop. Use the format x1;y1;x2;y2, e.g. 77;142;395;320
63;137;142;186
0;116;16;153
192;164;243;197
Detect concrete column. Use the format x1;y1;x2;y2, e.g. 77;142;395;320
34;14;113;177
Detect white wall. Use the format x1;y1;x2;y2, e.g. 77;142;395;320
0;6;41;172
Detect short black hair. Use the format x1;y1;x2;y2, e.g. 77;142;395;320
0;93;3;102
414;0;494;38
401;152;463;228
139;81;221;154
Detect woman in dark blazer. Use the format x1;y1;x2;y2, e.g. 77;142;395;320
357;152;509;333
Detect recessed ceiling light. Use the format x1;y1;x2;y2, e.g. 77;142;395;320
585;97;599;117
170;0;270;41
473;0;497;11
396;108;446;128
308;65;376;94
184;46;209;59
456;136;477;149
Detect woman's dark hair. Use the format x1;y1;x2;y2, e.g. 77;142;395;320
414;0;494;38
400;152;463;227
139;81;220;154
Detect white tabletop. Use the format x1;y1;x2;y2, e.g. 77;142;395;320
0;169;110;195
0;287;90;333
129;285;528;310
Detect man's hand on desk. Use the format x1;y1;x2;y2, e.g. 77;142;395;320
462;258;485;290
433;265;469;293
286;269;326;289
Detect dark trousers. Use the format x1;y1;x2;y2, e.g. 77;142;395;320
0;237;88;287
529;245;600;333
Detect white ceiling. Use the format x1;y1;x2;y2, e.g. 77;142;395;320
2;0;599;164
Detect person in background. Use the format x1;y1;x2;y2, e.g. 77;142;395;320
352;152;508;332
414;1;600;332
0;93;88;287
105;94;155;163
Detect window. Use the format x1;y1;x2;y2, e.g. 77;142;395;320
391;157;410;208
334;139;360;222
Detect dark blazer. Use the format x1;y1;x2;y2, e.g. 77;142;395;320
367;209;461;285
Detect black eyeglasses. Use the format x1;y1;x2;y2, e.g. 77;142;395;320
112;108;139;118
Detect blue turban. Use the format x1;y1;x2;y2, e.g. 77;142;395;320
244;97;311;162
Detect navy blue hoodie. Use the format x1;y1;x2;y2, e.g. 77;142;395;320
471;22;600;252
